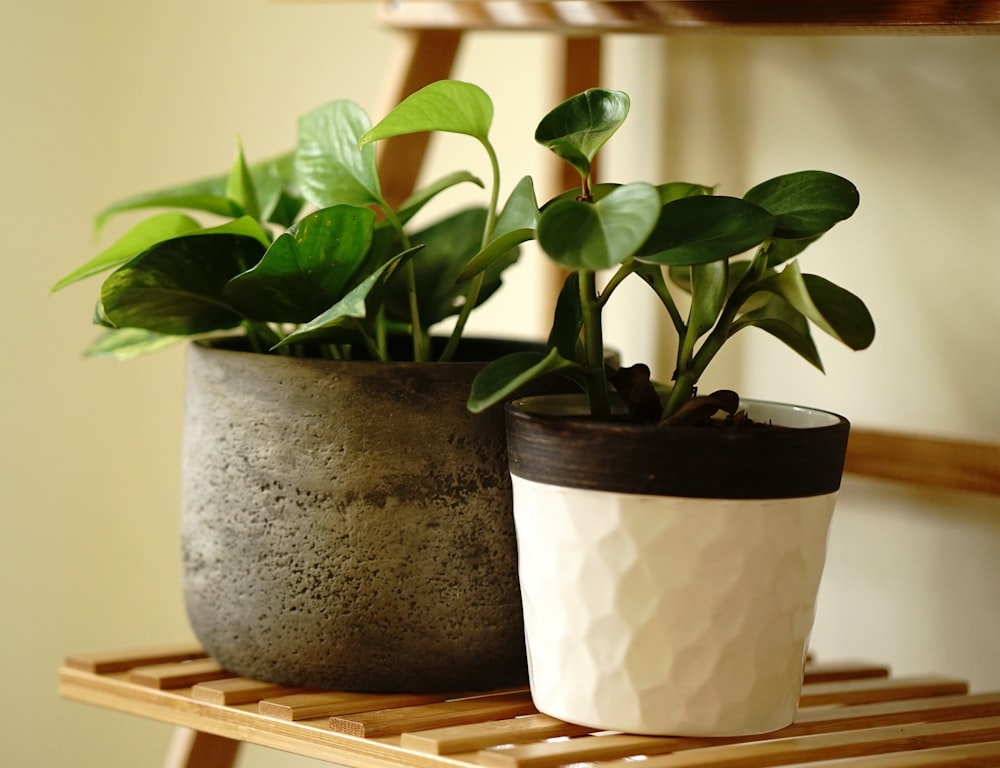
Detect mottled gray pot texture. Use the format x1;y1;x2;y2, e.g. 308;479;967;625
181;338;529;692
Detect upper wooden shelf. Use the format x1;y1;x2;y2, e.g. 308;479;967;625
376;1;1000;35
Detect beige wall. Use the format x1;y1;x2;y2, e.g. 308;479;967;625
3;3;998;766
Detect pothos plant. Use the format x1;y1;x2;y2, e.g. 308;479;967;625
463;87;875;423
52;82;528;363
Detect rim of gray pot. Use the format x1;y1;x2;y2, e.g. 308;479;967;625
505;395;851;499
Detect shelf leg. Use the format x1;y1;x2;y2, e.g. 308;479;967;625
163;727;241;768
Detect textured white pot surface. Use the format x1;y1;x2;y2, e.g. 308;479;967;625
512;479;836;736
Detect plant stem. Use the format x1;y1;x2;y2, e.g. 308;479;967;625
439;140;501;363
379;201;424;362
579;270;611;420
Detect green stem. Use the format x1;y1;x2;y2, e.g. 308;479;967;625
439;139;501;363
580;270;611;420
379;201;424;362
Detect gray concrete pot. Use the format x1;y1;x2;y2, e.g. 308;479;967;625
181;338;530;692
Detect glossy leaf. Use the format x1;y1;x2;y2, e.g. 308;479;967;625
296;100;381;209
756;261;875;350
538;182;660;271
637;195;775;266
744;170;859;239
225;206;375;323
83;328;187;360
731;293;824;371
546;272;584;361
687;259;728;339
226;142;261;222
535;89;629;181
458;176;538;281
101;233;265;335
274;249;418;349
657;182;714;205
395;171;484;226
361;80;494;146
93;152;297;232
383;208;518;326
467;348;581;413
52;213;201;292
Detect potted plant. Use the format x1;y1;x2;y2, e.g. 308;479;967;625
464;89;875;736
52;82;543;693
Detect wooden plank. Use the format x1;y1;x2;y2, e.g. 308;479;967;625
780;739;1000;766
598;716;1000;768
64;645;207;674
799;675;968;707
331;690;537;738
802;660;889;685
377;1;1000;35
191;677;310;706
474;690;996;768
845;429;1000;495
401;712;595;755
259;690;452;721
129;658;230;689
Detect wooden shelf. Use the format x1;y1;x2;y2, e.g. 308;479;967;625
60;646;1000;767
378;1;1000;35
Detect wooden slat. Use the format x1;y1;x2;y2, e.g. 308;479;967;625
64;645;207;674
845;429;1000;495
401;712;595;755
377;1;1000;35
595;717;1000;768
799;675;968;707
782;739;1000;766
191;677;309;706
802;661;889;685
259;690;452;721
331;690;537;738
129;658;230;689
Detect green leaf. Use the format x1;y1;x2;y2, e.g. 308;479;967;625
687;259;728;339
275;248;419;349
467;348;581;413
457;177;538;281
744;170;859;239
361;80;494;146
395;170;484;226
755;261;875;350
538;182;660;271
657;182;714;204
535;89;629;181
225;141;261;222
52;213;201;292
93;151;298;233
197;215;272;246
731;293;824;371
83;328;187;360
546;272;584;361
384;208;518;326
637;195;775;266
295;100;382;209
225;205;375;323
100;233;265;335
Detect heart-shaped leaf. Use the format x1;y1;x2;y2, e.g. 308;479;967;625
637;195;775;266
101;233;265;335
458;176;538;281
535;89;629;181
274;247;420;349
744;170;859;239
687;259;728;339
296;100;382;209
225;205;375;323
361;80;494;146
538;182;660;271
53;212;201;292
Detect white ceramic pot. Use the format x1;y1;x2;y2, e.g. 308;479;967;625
505;397;850;736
